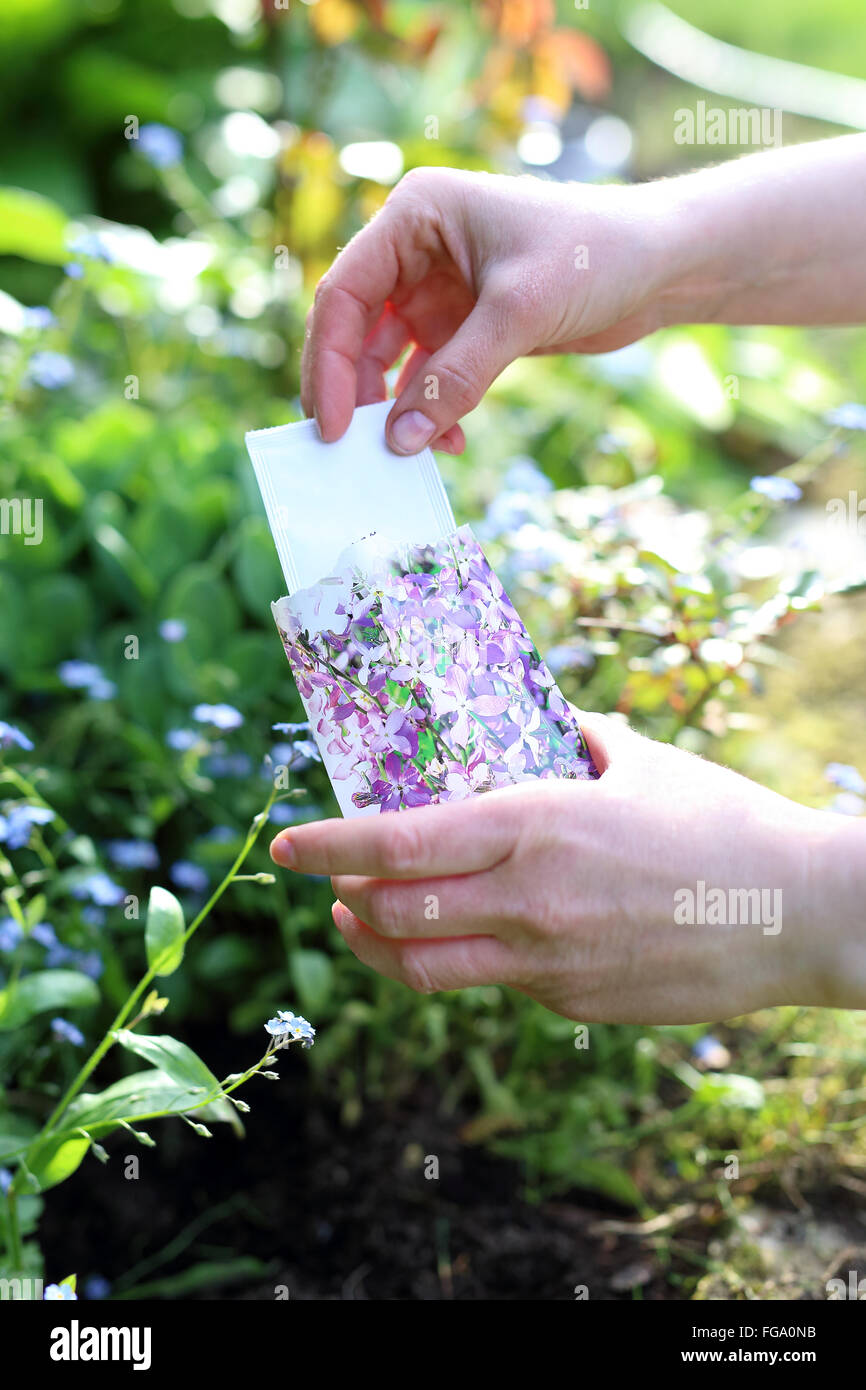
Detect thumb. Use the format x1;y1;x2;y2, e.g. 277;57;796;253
573;710;644;776
385;298;524;455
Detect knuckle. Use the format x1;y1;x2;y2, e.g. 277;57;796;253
379;815;424;876
369;881;402;937
532;895;566;940
330;874;351;904
503;866;553;938
312;271;337;307
319;844;340;877
391;165;438;198
401;949;438;995
435;358;481;414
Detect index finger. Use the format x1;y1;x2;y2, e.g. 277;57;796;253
269;790;520;879
301;211;403;442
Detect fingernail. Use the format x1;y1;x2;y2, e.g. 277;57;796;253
270;835;296;868
389;410;435;455
332;902;352;932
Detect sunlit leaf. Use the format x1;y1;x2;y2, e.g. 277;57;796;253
145;886;185;977
0;971;98;1032
64;1068;222;1132
17;1134;89;1193
0;187;68;264
112;1030;222;1097
290;948;334;1015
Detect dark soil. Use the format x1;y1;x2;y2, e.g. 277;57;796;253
37;1026;688;1301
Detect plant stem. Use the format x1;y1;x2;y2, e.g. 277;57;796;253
40;786;277;1138
5;1190;22;1270
0;764;70;833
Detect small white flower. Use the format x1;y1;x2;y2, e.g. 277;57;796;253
44;1283;77;1301
264;1008;316;1048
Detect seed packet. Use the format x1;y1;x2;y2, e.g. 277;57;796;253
246;401;597;816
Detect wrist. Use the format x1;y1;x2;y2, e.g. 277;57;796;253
783;811;866;1010
638;172;752;330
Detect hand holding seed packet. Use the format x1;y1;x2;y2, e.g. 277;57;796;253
247;402;597;818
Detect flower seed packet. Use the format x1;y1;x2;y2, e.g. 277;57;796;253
246;401;597;817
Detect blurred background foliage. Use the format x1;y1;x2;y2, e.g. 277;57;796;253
1;0;865;1298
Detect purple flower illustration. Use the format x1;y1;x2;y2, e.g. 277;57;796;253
272;525;598;816
369;753;432;812
432;664;511;746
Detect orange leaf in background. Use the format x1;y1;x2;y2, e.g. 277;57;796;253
489;73;530;128
277;133;343;261
485;0;555;46
407;20;444;59
475;46;529;131
287;172;344;254
310;0;361;45
531;48;570;117
360;0;387;24
535;29;611;104
474;45;516;114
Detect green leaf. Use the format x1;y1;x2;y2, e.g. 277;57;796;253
24;895;47;930
112;1257;266;1301
112;1031;221;1098
0;0;73;56
0;970;98;1031
161;565;239;662
15;1195;44;1238
13;575;93;668
63;50;177;130
145;886;185;977
233;514;283;616
290;949;334;1015
694;1072;765;1111
0;187;69;264
222;632;281;704
195;935;259;982
129;500;208;587
566;1157;644;1209
16;1134;90;1193
64;1068;223;1133
91;522;158;604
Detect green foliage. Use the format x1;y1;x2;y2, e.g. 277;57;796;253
144;887;185;977
0;970;98;1032
111;1029;221;1096
0;0;864;1301
0;188;68;264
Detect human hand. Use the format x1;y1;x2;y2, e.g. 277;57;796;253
302;138;866;456
270;714;866;1024
301;167;673;455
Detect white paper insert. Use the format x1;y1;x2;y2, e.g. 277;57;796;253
245;400;456;595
